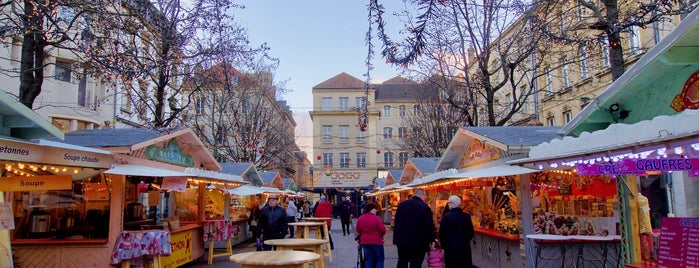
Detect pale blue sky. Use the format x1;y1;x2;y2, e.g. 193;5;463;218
236;1;408;156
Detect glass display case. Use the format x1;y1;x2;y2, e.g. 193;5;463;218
229;195;256;221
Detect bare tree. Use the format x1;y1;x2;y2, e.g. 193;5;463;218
186;61;296;173
531;0;698;80
398;78;464;157
0;0;117;108
370;0;545;126
84;0;267;128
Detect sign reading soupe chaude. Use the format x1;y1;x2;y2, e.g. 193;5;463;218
0;139;111;169
576;158;699;176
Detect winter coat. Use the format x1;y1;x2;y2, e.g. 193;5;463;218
259;204;288;240
355;212;386;245
313;201;333;227
339;200;354;218
393;196;435;252
439;207;474;267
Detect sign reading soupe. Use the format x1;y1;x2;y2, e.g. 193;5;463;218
0;175;72;191
576;158;699;176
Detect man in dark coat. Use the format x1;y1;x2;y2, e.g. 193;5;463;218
439;195;475;267
258;194;288;250
393;189;435;268
339;196;354;235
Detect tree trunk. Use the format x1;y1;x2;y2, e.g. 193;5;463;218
19;24;45;108
606;0;626;80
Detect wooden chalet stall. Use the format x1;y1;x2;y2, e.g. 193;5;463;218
420;126;561;268
511;8;699;266
0;91;114;267
54;128;246;267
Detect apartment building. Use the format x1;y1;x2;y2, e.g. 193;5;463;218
310;73;436;190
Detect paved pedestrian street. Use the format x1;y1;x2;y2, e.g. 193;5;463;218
182;218;430;268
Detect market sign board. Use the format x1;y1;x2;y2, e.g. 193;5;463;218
0;175;72;191
576;158;699;176
0;139;111;169
160;229;193;267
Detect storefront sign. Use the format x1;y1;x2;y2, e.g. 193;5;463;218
144;140;194;167
161;230;193;268
161;176;188;192
658;217;699;267
0;139;111;169
460;139;502;168
0;175;71;191
0;203;15;230
576;158;699;175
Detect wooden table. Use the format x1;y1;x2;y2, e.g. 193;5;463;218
264;238;328;268
289;222;325;239
229;251;320;268
300;217;333;263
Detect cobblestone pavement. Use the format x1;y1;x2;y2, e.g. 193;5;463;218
181;218;430;268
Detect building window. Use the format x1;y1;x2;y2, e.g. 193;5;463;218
545;67;553;95
579;47;589;79
339;97;349;110
356;152;366;168
413;105;420;116
628;26;642;55
563;110;573;124
399;105;406;117
322;97;332;110
383;152;394;168
399;152;409;167
383;105;391;117
242;97;250;113
322;125;332;142
55;59;72;82
383;127;392;139
323;153;333;166
355;97;365;110
398;127;407;139
340;153;350;168
355;126;366;142
561;58;569;88
195;97;205;114
602;39;610;68
339;125;349;142
547;116;555;126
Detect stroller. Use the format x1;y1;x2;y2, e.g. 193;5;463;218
355;235;365;268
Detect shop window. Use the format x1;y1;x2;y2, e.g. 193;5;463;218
8;171;111;240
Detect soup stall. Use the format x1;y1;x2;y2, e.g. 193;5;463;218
28;127;246;268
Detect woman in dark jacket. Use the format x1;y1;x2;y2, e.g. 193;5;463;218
438;195;475;267
247;196;264;250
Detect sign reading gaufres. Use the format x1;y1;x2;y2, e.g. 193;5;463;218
0;139;111;169
576;158;699;176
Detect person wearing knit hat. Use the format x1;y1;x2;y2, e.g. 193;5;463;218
356;202;386;268
439;195;475;267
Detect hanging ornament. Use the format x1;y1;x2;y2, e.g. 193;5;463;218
317;155;322;160
376;149;381;154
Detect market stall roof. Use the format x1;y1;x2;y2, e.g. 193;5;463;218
184;167;246;184
104;164;190;177
0;89;64;140
510;109;699;167
436;126;562;171
407;168;459;187
59;128;221;171
220;162;263;186
228;185;265;196
444;164;537;178
562;7;699;136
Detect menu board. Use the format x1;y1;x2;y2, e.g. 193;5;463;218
658;217;699;267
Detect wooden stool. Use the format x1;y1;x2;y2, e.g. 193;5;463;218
208;239;233;264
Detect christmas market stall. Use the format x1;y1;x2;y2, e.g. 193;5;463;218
0;91;114;267
55;127;246;268
511;7;699;267
416;126;560;268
